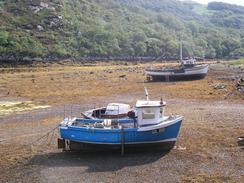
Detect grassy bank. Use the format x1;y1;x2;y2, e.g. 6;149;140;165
229;58;244;69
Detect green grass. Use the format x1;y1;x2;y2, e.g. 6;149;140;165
229;58;244;68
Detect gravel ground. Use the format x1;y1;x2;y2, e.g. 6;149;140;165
0;98;243;183
0;63;243;183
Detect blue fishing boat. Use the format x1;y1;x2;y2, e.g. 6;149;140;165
58;90;183;153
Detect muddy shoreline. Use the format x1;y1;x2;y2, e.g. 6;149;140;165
0;62;243;182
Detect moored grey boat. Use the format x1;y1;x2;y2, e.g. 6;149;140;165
146;60;209;81
146;40;209;81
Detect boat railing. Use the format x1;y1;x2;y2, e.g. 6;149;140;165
75;118;134;124
71;118;136;129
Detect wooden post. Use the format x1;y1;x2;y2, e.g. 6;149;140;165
29;144;33;157
166;75;170;82
120;127;124;156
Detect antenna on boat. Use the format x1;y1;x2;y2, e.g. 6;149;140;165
144;86;149;101
64;105;66;119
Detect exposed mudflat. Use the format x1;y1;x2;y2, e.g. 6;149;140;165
0;62;243;183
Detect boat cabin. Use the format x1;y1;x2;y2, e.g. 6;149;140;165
182;58;196;67
82;103;131;119
135;100;166;126
104;103;130;115
102;103;131;118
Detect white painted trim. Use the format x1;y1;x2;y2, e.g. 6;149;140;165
137;116;183;132
125;138;177;144
71;138;177;145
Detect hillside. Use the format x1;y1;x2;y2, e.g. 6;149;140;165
0;0;244;61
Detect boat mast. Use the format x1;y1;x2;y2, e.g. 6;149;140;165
180;38;183;63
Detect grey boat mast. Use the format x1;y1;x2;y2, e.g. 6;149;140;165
180;39;183;63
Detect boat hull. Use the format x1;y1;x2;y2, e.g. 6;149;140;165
59;117;182;151
149;73;207;81
146;64;209;81
67;139;176;151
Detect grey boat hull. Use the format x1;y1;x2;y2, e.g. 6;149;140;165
146;64;209;81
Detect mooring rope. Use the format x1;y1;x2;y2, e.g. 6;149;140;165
2;125;60;153
29;125;59;146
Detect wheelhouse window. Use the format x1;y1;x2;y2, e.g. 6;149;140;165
142;109;155;119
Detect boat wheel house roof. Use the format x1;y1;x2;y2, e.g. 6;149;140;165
136;100;166;108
